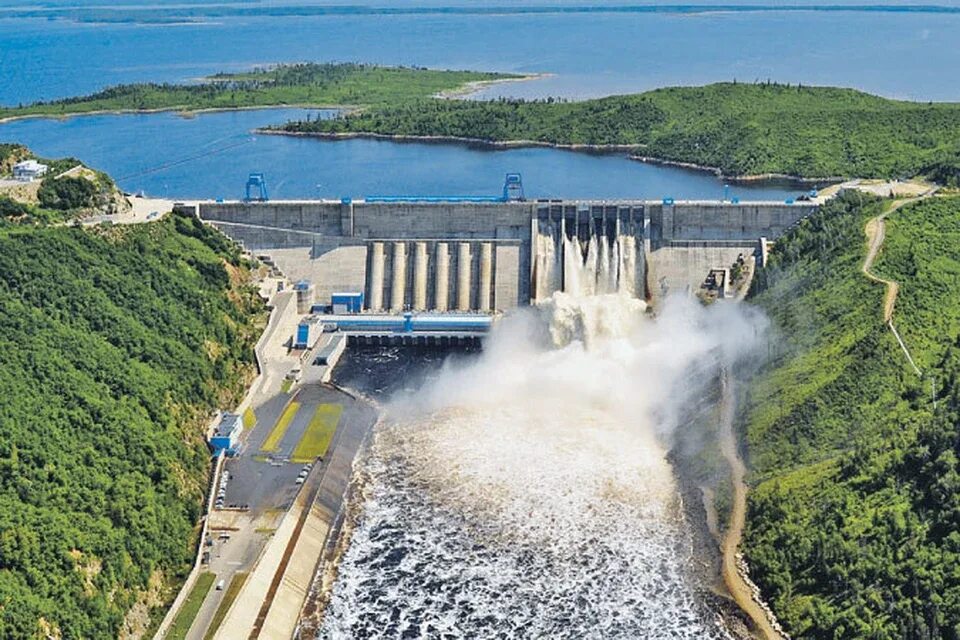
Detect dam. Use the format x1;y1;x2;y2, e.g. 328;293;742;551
177;190;819;639
186;197;816;310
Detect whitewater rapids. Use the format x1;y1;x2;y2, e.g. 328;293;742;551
319;293;763;639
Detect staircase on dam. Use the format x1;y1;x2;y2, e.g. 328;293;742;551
185;198;817;311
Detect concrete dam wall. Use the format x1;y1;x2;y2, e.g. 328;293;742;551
191;199;816;311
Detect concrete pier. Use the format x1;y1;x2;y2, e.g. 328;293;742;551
479;242;493;311
457;242;472;311
368;242;385;311
390;242;407;312
435;243;450;312
413;241;429;310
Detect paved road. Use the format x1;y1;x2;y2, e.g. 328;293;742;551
179;290;302;639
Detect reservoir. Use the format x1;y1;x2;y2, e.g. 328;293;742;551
2;5;960;104
0;109;807;201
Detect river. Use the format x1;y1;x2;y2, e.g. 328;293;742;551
321;293;764;638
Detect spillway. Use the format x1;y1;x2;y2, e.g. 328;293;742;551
435;243;450;312
316;293;759;639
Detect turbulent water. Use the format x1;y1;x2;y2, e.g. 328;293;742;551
320;294;763;639
535;229;639;301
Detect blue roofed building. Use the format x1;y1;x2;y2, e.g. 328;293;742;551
210;413;242;456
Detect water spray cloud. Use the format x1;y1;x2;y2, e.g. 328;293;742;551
321;293;767;639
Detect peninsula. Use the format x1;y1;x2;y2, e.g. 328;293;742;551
273;82;960;182
0;63;519;122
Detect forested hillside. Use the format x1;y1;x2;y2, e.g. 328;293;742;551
743;193;960;638
0;213;264;638
281;83;960;181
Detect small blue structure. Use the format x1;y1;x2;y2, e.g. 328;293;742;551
245;173;269;202
210;413;242;456
294;317;322;350
332;292;364;314
663;197;675;205
503;173;525;201
325;313;493;334
294;280;311;292
785;198;795;205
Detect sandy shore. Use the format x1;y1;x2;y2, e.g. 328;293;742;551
433;72;554;99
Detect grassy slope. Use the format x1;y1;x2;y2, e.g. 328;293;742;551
282;83;960;180
166;572;215;640
0;213;264;638
0;63;515;120
743;193;960;638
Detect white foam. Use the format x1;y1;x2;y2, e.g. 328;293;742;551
320;294;764;639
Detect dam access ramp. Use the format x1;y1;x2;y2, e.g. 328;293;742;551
186;197;816;310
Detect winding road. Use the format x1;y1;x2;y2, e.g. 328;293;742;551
861;191;937;375
718;370;786;640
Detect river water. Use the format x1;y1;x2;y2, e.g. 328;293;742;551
323;294;765;638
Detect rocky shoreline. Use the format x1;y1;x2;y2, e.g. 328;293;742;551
257;128;840;185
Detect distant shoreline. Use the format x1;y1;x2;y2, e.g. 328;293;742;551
0;103;348;126
15;4;960;27
0;71;539;126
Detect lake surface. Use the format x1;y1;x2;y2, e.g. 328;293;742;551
0;108;809;200
1;4;957;199
2;6;960;104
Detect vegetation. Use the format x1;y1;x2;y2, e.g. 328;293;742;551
742;192;960;638
0;211;265;638
37;175;99;210
166;572;216;640
291;404;342;462
0;144;121;223
281;82;960;181
0;63;516;120
262;402;301;453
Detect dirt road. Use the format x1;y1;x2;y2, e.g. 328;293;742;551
862;192;936;375
718;371;785;640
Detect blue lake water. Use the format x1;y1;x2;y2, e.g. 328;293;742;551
0;108;809;200
2;4;954;199
2;7;960;104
